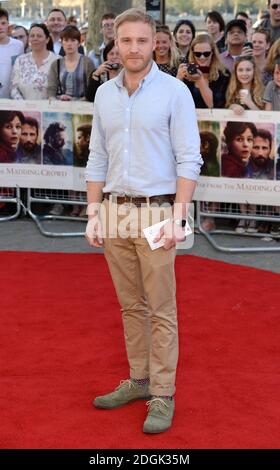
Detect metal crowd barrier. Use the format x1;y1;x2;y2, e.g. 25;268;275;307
26;188;87;237
197;201;280;253
0;187;21;222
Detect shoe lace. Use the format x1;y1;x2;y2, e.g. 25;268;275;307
116;379;136;391
146;397;169;416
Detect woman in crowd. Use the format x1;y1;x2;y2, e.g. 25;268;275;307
86;40;122;102
47;25;94;101
205;10;225;52
177;33;230;109
10;23;57;100
0;111;24;163
226;56;264;114
226;58;264;233
178;33;229;232
153;25;180;76
173;19;195;62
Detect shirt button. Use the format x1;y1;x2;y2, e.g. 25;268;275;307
125;128;128;132
124;170;128;175
124;149;128;153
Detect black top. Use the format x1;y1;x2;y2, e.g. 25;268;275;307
157;63;178;77
184;70;230;109
86;72;110;102
215;35;226;53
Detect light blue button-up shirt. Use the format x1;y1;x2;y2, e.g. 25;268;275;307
85;61;203;196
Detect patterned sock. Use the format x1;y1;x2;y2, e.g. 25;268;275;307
131;377;149;386
152;395;173;401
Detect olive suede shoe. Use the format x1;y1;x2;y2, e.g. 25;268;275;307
93;379;150;409
143;397;175;433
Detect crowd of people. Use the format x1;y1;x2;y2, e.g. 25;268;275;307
0;4;280;233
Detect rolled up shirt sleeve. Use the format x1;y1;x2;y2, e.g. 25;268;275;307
170;83;203;181
85;94;109;182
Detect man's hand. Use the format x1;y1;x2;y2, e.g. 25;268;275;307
153;220;186;250
85;214;103;247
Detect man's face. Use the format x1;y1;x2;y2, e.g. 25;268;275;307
47;11;66;35
269;1;280;23
0;15;9;42
12;27;28;48
251;136;271;166
101;18;115;42
20;124;37;152
226;27;246;47
51;130;65;149
115;21;155;75
77;131;89;150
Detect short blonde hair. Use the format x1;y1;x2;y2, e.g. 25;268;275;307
114;8;156;36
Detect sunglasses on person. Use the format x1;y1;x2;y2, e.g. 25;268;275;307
193;51;212;58
271;3;280;9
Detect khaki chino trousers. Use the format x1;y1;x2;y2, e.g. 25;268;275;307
101;197;178;397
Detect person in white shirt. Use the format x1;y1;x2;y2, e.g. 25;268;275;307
0;7;24;99
85;8;202;434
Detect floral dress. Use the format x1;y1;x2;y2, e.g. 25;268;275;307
10;51;58;99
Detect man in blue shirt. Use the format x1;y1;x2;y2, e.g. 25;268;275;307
85;8;202;434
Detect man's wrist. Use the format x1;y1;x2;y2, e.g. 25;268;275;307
87;201;102;218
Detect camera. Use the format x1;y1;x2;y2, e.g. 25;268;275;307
179;56;188;64
244;41;253;49
108;63;120;70
187;63;199;75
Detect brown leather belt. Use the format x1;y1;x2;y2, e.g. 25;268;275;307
103;193;175;207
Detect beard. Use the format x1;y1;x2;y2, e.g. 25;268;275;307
22;142;36;152
121;54;152;74
252;156;267;167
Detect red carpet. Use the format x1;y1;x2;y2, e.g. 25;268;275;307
0;251;279;449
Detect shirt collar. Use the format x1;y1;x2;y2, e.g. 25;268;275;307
30;51;52;64
115;60;159;90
